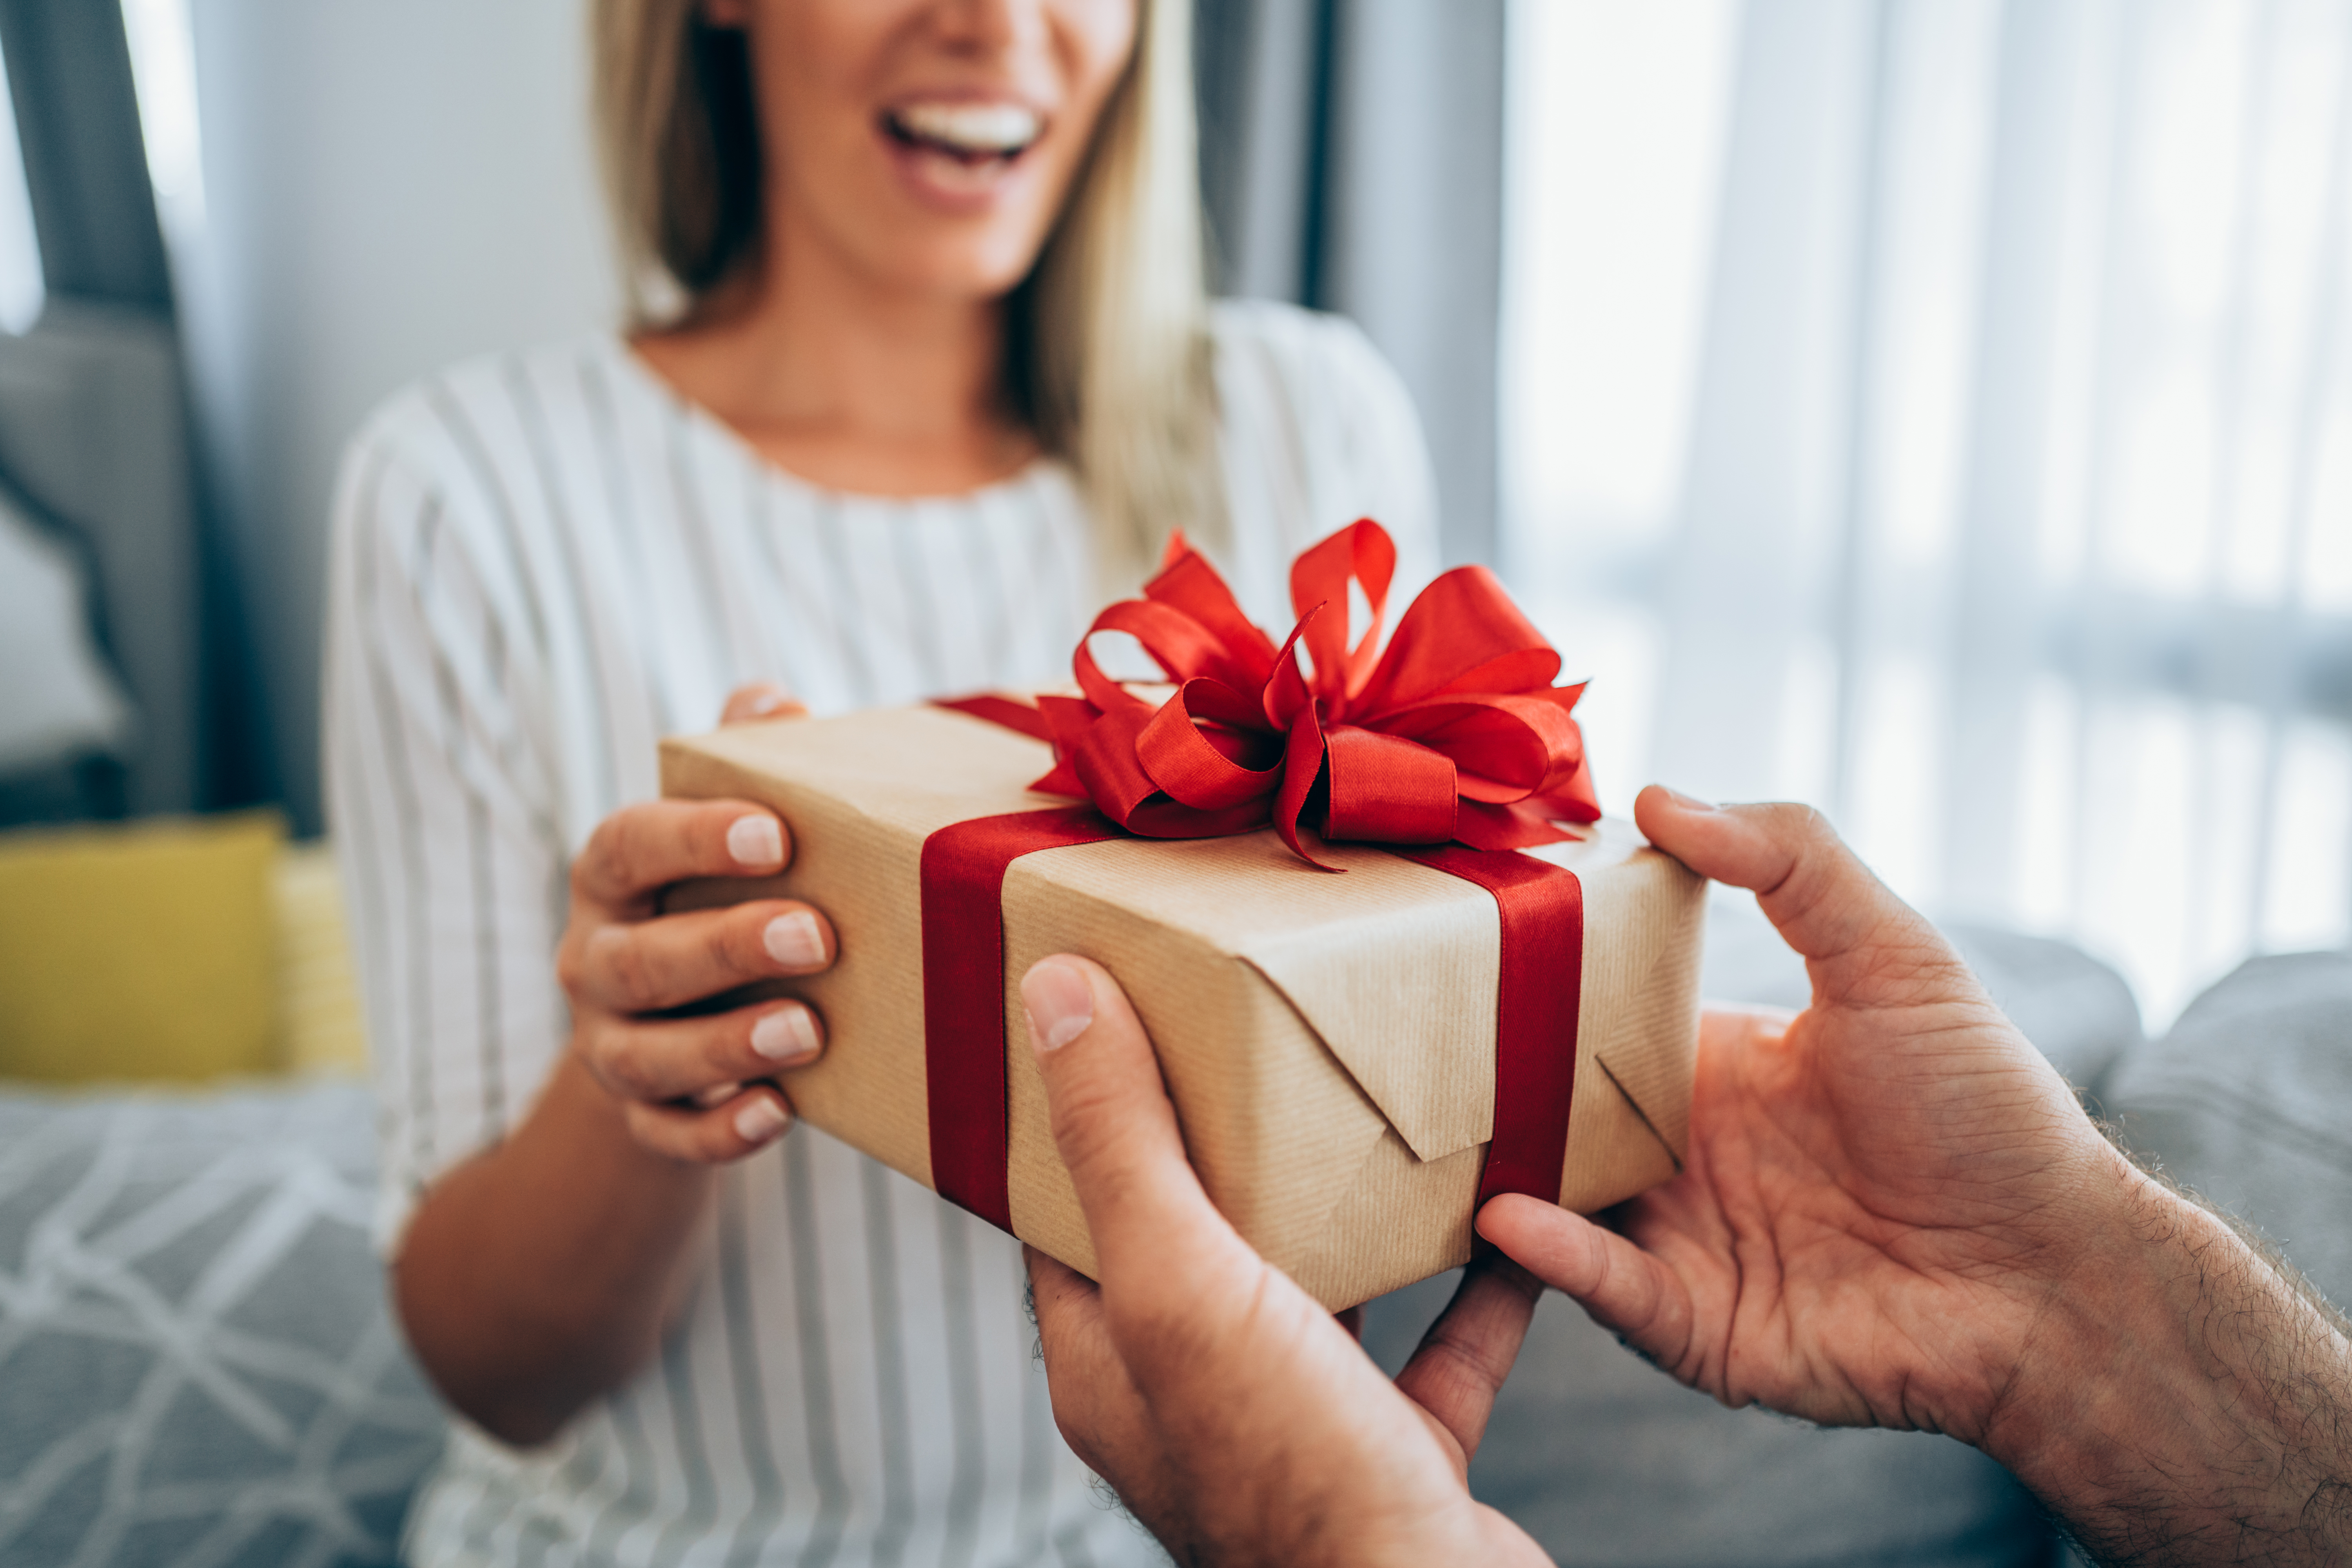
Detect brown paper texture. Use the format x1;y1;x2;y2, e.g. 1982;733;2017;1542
662;702;1706;1310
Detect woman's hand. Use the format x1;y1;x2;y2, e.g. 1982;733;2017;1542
397;681;842;1446
557;682;835;1160
1020;956;1553;1568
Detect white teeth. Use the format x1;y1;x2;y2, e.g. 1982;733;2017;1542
894;101;1040;156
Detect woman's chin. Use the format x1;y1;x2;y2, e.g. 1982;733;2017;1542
820;224;1043;308
903;246;1048;305
828;157;1054;299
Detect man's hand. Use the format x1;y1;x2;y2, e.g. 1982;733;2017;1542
1480;786;2113;1439
1019;956;1552;1568
1481;787;2352;1564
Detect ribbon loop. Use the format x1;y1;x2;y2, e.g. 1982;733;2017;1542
1290;519;1399;714
1324;726;1458;844
1031;519;1601;866
1137;681;1287;811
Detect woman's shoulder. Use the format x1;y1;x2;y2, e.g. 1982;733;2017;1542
338;333;639;503
1207;298;1399;398
1205;299;1437;572
1207;299;1424;466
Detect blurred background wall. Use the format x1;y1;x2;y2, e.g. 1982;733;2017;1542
2;0;1504;840
0;0;2345;1030
0;0;617;834
173;0;619;830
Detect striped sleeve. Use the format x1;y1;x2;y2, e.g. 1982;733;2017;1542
1295;309;1444;586
323;420;570;1256
1210;299;1445;611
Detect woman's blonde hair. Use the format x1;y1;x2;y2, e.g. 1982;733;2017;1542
590;0;1223;579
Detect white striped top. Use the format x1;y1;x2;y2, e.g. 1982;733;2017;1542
323;298;1439;1568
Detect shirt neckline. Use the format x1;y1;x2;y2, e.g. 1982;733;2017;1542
597;332;1061;510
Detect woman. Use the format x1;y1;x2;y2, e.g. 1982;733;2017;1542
325;0;1437;1562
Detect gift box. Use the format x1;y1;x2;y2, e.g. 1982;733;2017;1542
662;523;1705;1310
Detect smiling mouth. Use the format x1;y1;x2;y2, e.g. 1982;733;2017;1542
883;101;1044;172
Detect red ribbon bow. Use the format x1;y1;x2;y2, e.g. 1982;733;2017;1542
1031;519;1600;868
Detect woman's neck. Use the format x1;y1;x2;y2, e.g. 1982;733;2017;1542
632;219;1038;498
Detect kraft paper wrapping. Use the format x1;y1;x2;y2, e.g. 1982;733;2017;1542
661;702;1706;1311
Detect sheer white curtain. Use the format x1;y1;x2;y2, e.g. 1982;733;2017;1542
1503;0;2352;1025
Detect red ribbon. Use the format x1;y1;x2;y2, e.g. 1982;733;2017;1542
922;526;1599;1241
933;693;1054;742
919;516;1597;1239
1029;519;1601;869
920;804;1117;1232
916;757;1585;1241
1396;846;1583;1213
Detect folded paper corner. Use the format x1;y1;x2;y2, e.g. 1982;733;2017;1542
1235;947;1495;1166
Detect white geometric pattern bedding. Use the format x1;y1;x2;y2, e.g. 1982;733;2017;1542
0;1082;445;1567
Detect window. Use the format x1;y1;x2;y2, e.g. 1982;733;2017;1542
1501;0;2352;1023
0;31;43;334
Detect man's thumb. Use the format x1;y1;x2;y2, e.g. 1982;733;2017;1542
1021;956;1232;1282
1633;787;1967;1000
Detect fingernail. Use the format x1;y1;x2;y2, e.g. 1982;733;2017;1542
751;1004;820;1064
1020;958;1095;1055
734;1096;790;1145
748;687;795;716
764;911;826;968
728;814;784;867
694;1081;740;1109
1662;786;1717;811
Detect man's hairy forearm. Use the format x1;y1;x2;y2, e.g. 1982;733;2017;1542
1987;1161;2352;1566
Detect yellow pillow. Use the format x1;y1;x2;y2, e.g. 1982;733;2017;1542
274;840;369;1076
0;811;284;1083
